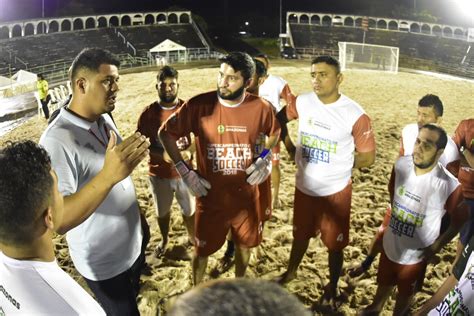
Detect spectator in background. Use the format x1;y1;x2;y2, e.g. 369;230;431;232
37;73;51;119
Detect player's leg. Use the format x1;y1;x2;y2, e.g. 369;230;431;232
277;188;318;284
235;246;251;277
175;178;196;246
192;255;208;286
271;144;281;209
149;176;174;257
393;259;427;315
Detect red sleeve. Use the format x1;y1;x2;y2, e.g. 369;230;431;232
279;84;296;105
285;95;299;121
352;114;376;153
446;185;468;228
452;121;465;149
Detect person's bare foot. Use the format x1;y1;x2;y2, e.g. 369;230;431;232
154;239;168;258
274;271;296;285
272;197;281;209
320;283;342;311
347;264;366;278
210;255;234;278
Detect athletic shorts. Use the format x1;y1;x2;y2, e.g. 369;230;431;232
293;183;351;251
149;176;195;218
377;251;427;296
272;143;280;166
460;199;474;245
194;206;263;257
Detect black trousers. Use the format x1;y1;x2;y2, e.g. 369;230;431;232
84;214;150;315
40;95;50;119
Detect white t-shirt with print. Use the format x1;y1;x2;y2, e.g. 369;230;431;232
383;156;460;265
0;252;105;315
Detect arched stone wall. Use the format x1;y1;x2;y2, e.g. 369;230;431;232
168;13;178;24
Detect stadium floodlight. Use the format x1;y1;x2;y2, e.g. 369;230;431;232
453;0;474;25
338;42;399;74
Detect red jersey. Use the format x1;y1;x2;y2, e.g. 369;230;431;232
452;119;474;199
161;91;280;212
137;99;191;178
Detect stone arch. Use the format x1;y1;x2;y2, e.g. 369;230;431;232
180;13;190;23
443;26;452;37
432;25;442;36
368;18;376;28
157;13;167;23
344;17;354;26
61;19;72;31
355;17;362;27
37;22;47;34
24;23;35;36
121;15;131;26
454;28;464;38
49;20;59;33
109;16;119;27
300;14;309;24
421;24;431;34
168;13;178;24
11;24;22;37
145;14;154;24
322;15;331;26
0;26;9;39
288;14;298;24
85;17;95;29
98;16;108;27
410;23;420;33
376;20;387;29
73;18;84;30
388;20;398;30
310;15;320;25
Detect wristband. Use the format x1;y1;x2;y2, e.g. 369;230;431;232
361;255;375;271
175;160;190;176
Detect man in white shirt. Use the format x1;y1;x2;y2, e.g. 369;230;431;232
360;124;466;315
0;140;105;315
276;55;376;309
39;48;150;315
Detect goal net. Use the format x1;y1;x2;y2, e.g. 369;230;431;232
338;42;399;73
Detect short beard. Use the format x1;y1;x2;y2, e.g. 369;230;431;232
217;84;245;101
159;92;177;104
413;154;437;169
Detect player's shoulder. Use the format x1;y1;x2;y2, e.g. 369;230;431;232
402;123;418;135
268;74;287;85
187;90;217;105
338;94;366;114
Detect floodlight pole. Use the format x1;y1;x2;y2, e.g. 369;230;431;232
279;0;282;35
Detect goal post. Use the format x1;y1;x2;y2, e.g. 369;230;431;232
338;42;399;73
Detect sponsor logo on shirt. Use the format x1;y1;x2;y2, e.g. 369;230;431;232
0;285;20;310
300;131;337;164
217;125;247;134
389;201;425;238
207;143;252;175
307;118;331;130
467;264;474;290
435;287;469;315
396;185;421;203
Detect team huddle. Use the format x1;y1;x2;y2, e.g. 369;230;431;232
0;47;473;315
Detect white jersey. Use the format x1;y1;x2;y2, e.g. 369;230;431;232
0;252;105;315
401;123;460;166
383;156;460;265
258;74;288;112
291;92;374;196
428;236;474;315
39;109;143;281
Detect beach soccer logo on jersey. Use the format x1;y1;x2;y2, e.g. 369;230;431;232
217;124;225;134
397;185;405;197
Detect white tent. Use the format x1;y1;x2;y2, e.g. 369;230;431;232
149;39;187;64
0;70;37;98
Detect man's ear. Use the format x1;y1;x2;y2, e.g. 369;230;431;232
43;207;54;231
244;78;252;89
76;78;86;94
436;116;443;125
337;73;344;86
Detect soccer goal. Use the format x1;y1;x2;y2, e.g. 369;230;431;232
338;42;399;73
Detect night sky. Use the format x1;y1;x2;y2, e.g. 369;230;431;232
0;0;471;35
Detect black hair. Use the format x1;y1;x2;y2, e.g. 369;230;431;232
420;123;448;150
70;47;120;83
37;74;44;80
311;55;341;73
157;65;178;82
0;141;53;246
254;59;267;79
418;94;444;117
219;51;255;82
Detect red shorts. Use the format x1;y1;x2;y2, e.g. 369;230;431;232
293;183;351;251
377;251;427;296
272;143;280;166
194;205;263;257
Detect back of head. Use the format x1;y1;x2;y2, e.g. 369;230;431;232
157;65;178;82
219;51;255;82
255;53;270;70
311;55;341;74
254;59;267;79
418;94;443;117
168;279;311;316
0;141;52;246
419;123;448;150
70;48;120;86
